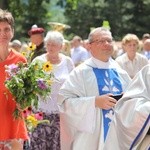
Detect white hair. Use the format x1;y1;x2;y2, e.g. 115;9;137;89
44;31;64;45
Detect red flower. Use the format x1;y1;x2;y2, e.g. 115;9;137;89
23;107;32;118
34;112;43;120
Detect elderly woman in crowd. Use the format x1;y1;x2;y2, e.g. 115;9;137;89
29;31;74;150
115;33;148;79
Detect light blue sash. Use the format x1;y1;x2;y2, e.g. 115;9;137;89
93;67;123;141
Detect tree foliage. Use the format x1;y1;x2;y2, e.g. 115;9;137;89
0;0;51;41
0;0;150;41
20;0;51;40
61;0;150;40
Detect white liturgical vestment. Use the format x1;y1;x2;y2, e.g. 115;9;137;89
58;57;131;150
104;64;150;150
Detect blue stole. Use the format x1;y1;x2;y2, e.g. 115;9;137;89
93;67;123;141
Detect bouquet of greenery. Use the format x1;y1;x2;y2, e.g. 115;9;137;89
5;60;54;119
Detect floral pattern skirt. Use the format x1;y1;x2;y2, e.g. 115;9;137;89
28;113;60;150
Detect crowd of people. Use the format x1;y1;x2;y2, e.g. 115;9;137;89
0;8;149;150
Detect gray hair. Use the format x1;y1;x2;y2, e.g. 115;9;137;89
44;31;64;45
88;27;112;43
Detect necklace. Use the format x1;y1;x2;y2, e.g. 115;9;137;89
50;58;61;64
47;54;61;64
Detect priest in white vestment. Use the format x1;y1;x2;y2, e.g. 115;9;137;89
104;64;150;150
58;27;131;150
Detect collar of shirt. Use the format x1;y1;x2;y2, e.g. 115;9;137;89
124;53;138;62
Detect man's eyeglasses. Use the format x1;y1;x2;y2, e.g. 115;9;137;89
90;39;113;44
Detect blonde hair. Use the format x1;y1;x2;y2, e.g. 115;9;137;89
122;33;140;46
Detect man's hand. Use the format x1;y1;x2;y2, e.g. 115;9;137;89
95;94;117;110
